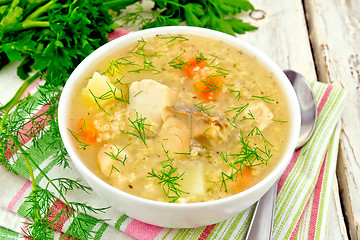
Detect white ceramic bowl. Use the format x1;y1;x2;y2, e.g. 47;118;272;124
58;26;301;228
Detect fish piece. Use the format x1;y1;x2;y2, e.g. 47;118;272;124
246;101;274;131
128;79;177;126
159;116;190;158
161;106;230;150
191;112;230;147
97;143;129;177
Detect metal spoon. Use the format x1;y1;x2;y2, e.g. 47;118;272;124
245;70;317;240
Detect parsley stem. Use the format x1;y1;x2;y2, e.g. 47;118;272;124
26;0;57;21
0;71;40;112
22;20;50;29
10;135;40;219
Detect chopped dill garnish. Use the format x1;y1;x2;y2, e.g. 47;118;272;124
158;35;189;45
203;128;210;134
195;52;210;63
128;38;161;74
251;95;275;104
218;130;273;193
68;129;90;150
206;54;230;77
109;165;121;177
226;117;238;129
247;126;274;147
114;75;130;86
193;102;215;116
133;90;143;97
125;111;157;146
240;109;255;121
88;89;111;115
89;82;129;115
103;57;138;77
224;103;249;122
272;119;288;123
201;77;223;93
128;60;160;74
88;81;129;115
228;89;241;101
105;143;131;168
148;144;189;203
168;51;188;70
174;152;192;155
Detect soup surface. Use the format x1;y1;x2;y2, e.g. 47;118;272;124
68;34;291;203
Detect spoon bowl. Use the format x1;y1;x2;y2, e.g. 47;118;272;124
284;70;317;148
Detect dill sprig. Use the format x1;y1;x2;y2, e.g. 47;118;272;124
68;128;91;150
128;38;161;74
126;111;156;146
105;143;131;166
88;89;111;116
103;57;139;77
88;81;129;115
0;84;109;239
116;4;154;28
247;126;274;147
240;109;255;121
228;89;241;101
148;144;189;203
224;103;249;123
272;119;288;123
218;130;273;193
193;102;215;116
158;35;189;45
207;54;230;77
200;76;223;93
251;95;275;104
168;51;188;70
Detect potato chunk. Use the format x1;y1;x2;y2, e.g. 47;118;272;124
82;72;121;107
177;161;205;195
128;79;177;126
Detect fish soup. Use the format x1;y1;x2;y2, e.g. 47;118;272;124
67;34;291;203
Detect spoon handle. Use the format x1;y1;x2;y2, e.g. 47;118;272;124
245;182;278;240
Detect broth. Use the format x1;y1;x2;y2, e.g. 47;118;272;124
67;34;290;203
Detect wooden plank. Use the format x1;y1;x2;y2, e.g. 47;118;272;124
328;176;349;239
304;0;360;238
239;0;317;81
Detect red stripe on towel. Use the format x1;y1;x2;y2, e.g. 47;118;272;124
8;179;32;211
198;224;216;240
48;199;73;231
125;219;163;240
5;104;50;161
308;152;328;239
277;148;302;194
317;85;333;116
289;196;311;240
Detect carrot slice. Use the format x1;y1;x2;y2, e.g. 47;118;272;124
229;167;253;193
78;119;99;143
194;76;223;102
183;56;207;78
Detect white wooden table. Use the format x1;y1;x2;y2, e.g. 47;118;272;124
240;0;358;239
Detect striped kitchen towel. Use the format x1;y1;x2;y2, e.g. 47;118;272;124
0;77;346;240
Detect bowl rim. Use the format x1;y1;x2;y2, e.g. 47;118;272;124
58;26;301;209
